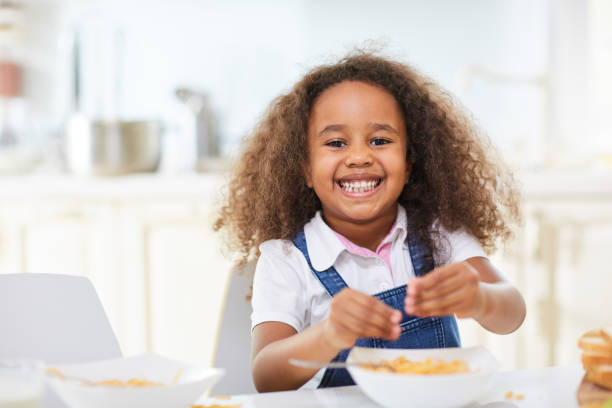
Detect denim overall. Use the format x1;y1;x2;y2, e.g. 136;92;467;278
292;225;461;388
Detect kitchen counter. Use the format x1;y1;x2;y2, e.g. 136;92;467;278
0;170;611;198
0;173;229;199
521;171;612;198
196;364;585;407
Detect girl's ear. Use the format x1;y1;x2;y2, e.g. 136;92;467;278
302;162;313;188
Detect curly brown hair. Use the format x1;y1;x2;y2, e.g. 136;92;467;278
214;51;520;266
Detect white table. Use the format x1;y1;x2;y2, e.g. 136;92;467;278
197;365;584;407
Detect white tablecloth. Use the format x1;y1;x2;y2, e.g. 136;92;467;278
197;365;584;408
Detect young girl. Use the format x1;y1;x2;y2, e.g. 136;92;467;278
215;52;526;392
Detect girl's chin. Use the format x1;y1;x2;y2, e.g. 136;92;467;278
336;201;400;223
333;209;389;225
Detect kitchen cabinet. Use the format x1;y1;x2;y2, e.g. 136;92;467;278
471;171;612;370
0;174;232;366
118;200;231;364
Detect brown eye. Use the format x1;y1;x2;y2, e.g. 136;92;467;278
326;140;345;148
371;138;391;146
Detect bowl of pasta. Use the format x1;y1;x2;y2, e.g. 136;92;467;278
46;353;224;408
347;346;499;408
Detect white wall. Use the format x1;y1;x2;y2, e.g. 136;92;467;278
21;0;558;161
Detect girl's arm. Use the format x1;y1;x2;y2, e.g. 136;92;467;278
404;257;526;334
251;288;402;392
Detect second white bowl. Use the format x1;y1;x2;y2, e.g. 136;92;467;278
347;346;499;408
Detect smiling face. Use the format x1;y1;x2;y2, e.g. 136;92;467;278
304;80;410;231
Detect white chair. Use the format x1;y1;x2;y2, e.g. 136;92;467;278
0;273;122;407
210;262;257;395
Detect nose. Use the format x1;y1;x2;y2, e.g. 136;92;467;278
344;141;372;168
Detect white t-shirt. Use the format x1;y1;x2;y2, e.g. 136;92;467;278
251;205;486;388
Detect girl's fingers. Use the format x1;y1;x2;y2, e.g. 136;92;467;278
347;294;401;337
408;262;479;304
343;301;395;332
348;289;402;323
407;278;419;297
424;300;466;317
405;262;483;317
334;290;401;339
410;265;456;292
413;276;463;301
406;286;472;316
341;310;400;339
332;302;397;340
416;268;478;301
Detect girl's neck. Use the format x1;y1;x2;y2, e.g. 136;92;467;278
322;208;398;252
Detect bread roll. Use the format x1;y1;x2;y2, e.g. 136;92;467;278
582;351;612;368
579;330;612;354
586;364;612;390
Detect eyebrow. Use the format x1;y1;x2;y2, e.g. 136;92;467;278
318;122;399;136
369;122;399;134
318;124;345;136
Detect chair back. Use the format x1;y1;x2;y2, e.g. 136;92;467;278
211;263;256;395
0;273;122;408
0;273;122;364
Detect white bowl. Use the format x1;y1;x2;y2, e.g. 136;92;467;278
47;353;224;408
347;346;499;408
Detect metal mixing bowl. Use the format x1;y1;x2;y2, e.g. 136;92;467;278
65;117;162;176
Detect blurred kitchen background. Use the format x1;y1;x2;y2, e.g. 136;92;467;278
0;0;611;376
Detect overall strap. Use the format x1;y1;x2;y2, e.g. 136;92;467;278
405;216;435;276
292;228;349;297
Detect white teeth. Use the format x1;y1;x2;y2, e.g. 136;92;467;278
339;180;379;193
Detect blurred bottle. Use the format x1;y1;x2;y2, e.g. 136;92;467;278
0;1;36;173
175;88;221;171
0;59;22;147
0;1;21;145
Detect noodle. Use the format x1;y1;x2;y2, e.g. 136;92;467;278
360;357;470;375
46;367;182;387
92;378;164;387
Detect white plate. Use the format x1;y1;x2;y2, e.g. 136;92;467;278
47;353;224;408
347;346;499;408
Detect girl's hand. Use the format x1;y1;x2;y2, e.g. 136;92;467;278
404;261;486;319
323;288;402;350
